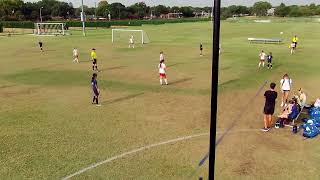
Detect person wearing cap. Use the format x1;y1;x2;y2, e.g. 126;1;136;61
91;48;98;71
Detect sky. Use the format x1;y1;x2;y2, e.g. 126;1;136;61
26;0;319;8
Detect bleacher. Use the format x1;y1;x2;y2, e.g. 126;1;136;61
248;38;282;44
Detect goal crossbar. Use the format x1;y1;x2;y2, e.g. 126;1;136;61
34;23;66;36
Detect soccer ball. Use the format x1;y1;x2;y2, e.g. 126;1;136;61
280;32;284;34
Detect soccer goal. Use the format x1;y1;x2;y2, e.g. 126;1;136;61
112;29;150;44
34;23;67;36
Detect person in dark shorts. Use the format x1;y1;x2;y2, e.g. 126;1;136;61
267;52;273;69
91;48;98;71
39;41;43;51
91;73;101;106
200;43;203;56
262;82;278;132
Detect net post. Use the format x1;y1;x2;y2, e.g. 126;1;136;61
112;29;114;43
62;23;65;35
141;30;144;44
209;0;221;179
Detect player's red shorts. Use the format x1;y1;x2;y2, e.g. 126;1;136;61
159;73;166;78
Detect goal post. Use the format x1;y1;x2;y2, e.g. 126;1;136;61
34;23;67;36
112;29;150;44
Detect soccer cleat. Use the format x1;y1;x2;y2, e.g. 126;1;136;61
96;104;101;107
260;128;269;132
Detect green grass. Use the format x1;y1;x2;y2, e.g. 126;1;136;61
1;18;320;179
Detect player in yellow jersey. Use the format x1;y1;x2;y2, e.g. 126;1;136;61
91;48;98;71
292;35;298;49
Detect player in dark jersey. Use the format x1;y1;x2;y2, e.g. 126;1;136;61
267;52;273;69
261;82;278;132
200;43;203;56
39;41;43;51
91;73;101;106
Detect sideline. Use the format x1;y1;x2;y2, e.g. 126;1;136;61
62;129;262;179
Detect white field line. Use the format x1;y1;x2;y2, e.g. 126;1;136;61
62;129;260;179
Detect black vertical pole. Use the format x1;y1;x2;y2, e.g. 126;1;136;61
209;0;221;179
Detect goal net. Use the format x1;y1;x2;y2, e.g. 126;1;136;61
112;29;150;44
34;23;67;36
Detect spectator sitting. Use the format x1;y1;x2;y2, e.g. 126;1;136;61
278;100;294;119
314;98;320;108
294;88;307;107
278;100;300;125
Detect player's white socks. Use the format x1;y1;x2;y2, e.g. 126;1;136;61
262;62;265;67
160;79;163;85
164;79;168;85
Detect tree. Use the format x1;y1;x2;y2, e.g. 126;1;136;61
252;1;272;16
105;3;126;19
130;2;148;19
288;5;302;17
180;6;194;17
275;3;290;17
152;5;169;17
96;0;109;17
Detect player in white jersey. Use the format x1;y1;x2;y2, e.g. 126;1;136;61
258;50;267;68
158;59;168;85
160;51;164;62
290;42;296;54
73;48;79;63
129;35;135;48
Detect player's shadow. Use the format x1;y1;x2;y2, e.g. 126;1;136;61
220;66;231;71
219;78;240;86
169;78;193;85
102;92;145;105
79;60;92;63
0;85;16;89
101;66;127;71
44;50;57;52
167;62;185;67
272;63;282;69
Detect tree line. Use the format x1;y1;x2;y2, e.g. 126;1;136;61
222;2;320;18
0;0;319;21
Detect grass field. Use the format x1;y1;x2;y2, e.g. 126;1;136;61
1;19;320;179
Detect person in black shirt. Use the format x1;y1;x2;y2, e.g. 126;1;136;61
267;52;273;69
200;43;203;56
262;82;278;132
39;41;43;52
91;73;101;106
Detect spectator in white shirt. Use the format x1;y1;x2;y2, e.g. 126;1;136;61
280;73;293;107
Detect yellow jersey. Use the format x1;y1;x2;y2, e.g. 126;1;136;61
292;37;298;43
91;51;97;59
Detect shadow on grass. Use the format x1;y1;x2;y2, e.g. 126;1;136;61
79;60;92;63
272;63;282;69
167;62;185;68
101;66;127;71
102;92;145;105
169;78;193;85
219;79;240;87
220;66;231;71
0;85;16;89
